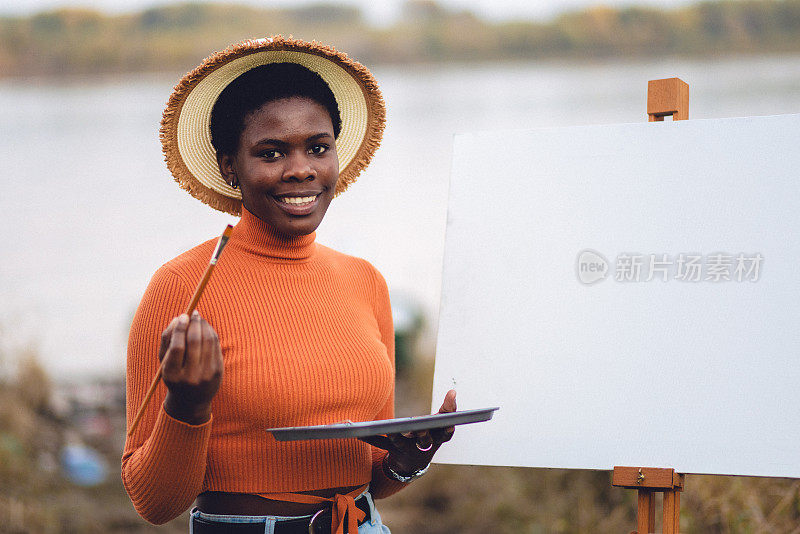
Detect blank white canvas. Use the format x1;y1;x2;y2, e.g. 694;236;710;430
431;114;800;478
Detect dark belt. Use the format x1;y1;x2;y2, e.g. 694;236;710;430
190;495;371;534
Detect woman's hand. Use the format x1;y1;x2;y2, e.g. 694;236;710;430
159;311;223;425
361;390;457;478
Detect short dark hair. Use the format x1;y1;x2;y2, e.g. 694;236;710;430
209;62;342;156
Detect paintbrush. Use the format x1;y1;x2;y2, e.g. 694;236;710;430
127;224;234;437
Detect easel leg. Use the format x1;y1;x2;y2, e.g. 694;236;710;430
662;490;680;533
637;490;655;534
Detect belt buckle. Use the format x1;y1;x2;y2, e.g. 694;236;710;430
308;509;325;534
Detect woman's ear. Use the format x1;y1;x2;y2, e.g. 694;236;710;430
217;153;239;188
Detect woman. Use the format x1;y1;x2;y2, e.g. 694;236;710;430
122;36;456;534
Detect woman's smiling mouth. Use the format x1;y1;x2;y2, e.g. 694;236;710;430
272;192;323;216
278;195;319;205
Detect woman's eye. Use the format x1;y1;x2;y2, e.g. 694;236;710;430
261;149;283;159
309;144;329;155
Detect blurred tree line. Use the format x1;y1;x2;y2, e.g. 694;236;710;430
1;0;800;77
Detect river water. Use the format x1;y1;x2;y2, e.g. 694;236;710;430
1;55;798;379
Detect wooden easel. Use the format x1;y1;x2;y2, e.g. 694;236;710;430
613;466;685;534
646;77;689;122
612;77;690;534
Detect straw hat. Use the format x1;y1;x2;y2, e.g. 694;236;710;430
160;36;386;216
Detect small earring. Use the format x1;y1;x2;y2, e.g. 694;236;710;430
228;178;238;189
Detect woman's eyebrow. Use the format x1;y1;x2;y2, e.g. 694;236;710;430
252;133;332;146
253;138;286;147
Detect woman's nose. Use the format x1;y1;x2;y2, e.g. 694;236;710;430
282;153;315;182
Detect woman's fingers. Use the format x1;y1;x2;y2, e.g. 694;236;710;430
438;389;457;413
161;312;224;425
414;431;434;450
162;314;189;379
358;435;394;451
201;319;223;381
361;432;421;454
183;311;203;381
367;392;460;477
388;432;411;449
431;390;457;444
161;312;223;388
388;390;459;451
158;317;179;361
431;425;455;444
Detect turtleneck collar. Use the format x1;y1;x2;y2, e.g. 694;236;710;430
232;206;317;261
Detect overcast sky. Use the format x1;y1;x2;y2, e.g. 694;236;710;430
1;0;700;22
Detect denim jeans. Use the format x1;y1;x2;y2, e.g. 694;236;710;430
189;491;391;534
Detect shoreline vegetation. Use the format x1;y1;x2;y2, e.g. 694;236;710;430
2;0;800;78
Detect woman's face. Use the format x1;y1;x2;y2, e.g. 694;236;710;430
218;96;339;237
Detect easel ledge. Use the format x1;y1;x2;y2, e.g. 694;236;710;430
612;77;690;534
613;466;685;534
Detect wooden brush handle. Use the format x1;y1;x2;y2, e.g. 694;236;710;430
127;225;232;437
127;367;164;437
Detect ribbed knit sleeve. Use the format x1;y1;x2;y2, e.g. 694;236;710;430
122;265;213;524
366;267;408;499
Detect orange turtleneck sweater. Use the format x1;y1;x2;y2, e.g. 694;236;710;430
122;208;406;525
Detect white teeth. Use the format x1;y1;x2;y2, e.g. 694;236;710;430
280;195;317;205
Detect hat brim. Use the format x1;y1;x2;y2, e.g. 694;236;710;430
160;36;386;216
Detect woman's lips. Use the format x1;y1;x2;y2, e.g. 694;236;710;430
272;193;321;216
